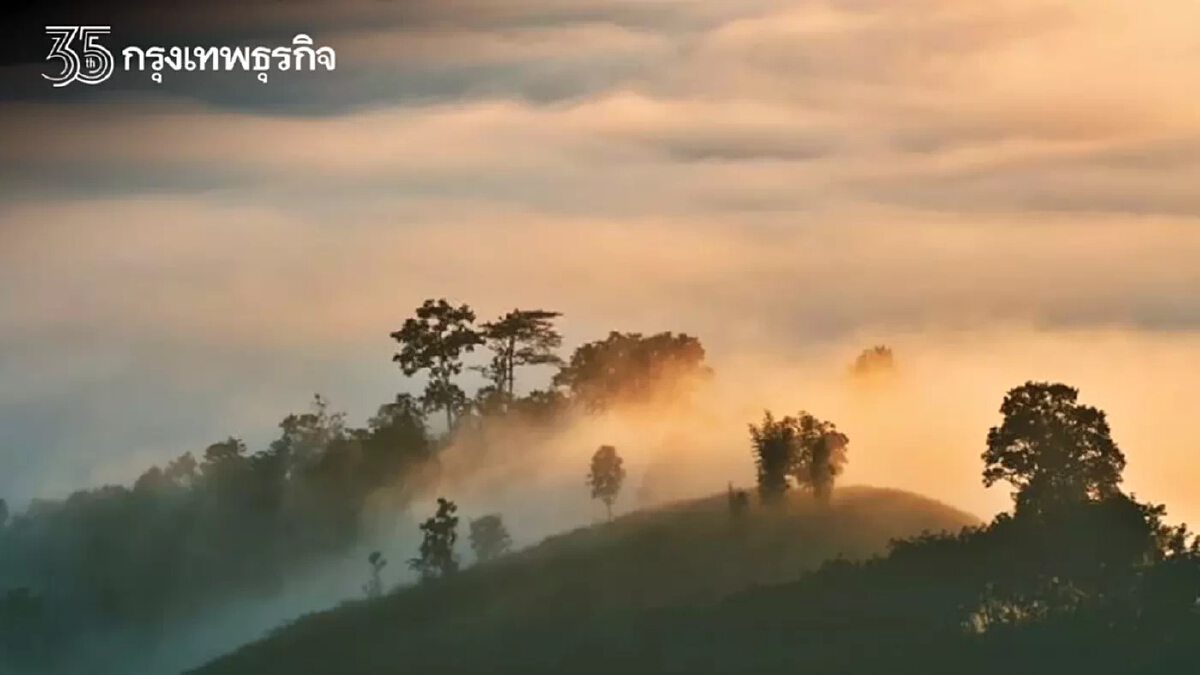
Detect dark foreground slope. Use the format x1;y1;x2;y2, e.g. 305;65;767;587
194;487;977;675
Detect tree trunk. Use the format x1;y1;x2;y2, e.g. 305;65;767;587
506;335;516;402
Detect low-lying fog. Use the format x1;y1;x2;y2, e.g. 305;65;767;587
101;323;1198;674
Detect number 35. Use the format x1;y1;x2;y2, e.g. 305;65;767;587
44;26;115;87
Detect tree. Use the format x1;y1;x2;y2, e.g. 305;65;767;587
587;445;626;520
409;498;460;581
553;332;711;411
727;482;750;519
511;388;569;425
391;299;485;432
360;393;432;494
468;514;513;563
850;345;895;378
164;452;198;488
477;309;564;406
0;498;7;529
983;382;1126;517
362;551;387;599
751;411;849;504
750;411;796;503
270;394;347;470
200;437;252;494
793;412;849;504
0;380;482;671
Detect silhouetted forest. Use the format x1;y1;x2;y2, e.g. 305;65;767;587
2;301;1198;674
196;379;1200;675
0;301;714;673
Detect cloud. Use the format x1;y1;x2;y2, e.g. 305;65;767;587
0;0;753;112
4;0;1199;212
4;197;1200;356
2;0;1200;526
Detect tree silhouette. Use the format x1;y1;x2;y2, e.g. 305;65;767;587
0;498;7;529
511;388;569;424
468;514;513;563
477;309;564;406
587;445;626;520
362;551;387;599
9;356;1200;674
750;411;796;503
751;411;848;503
850;345;895;377
201;437;252;485
164;451;198;488
409;498;460;581
554;332;711;411
0;385;445;673
792;412;849;504
359;393;432;498
391;299;485;432
270;394;347;469
983;382;1126;516
727;482;750;519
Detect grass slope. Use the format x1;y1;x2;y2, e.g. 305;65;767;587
193;486;978;675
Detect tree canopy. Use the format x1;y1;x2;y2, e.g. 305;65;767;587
850;345;896;377
476;309;563;407
0;392;437;671
750;411;849;504
587;445;626;520
409;498;460;581
468;514;513;563
749;411;795;503
391;299;485;431
983;382;1126;516
362;551;388;599
553;332;711;411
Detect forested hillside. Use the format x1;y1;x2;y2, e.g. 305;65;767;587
4;301;1198;675
0;301;877;673
195;375;1200;675
193;486;976;675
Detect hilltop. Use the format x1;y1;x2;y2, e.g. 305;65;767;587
194;486;978;675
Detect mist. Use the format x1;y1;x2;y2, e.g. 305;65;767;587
60;320;1191;675
3;206;1200;673
430;324;1200;543
3;0;1199;671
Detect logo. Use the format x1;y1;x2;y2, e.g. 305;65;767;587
40;29;337;88
43;26;115;87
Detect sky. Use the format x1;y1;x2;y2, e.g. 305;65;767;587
1;0;1199;525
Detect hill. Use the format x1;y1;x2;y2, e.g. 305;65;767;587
193;486;978;675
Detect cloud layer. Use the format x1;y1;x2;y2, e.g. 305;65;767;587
1;0;1198;525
